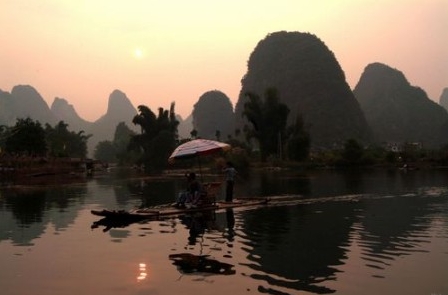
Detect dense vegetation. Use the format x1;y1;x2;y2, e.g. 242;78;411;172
0;118;89;158
45;121;90;158
242;88;291;162
1;86;138;157
128;103;179;173
3;115;448;175
94;122;138;165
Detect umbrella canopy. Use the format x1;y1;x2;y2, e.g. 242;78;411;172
168;139;231;162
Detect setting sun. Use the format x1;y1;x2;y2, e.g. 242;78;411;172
0;0;446;122
134;48;143;59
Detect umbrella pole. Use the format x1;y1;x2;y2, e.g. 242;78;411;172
197;156;203;183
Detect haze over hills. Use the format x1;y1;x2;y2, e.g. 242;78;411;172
0;85;193;157
192;90;235;140
234;31;373;148
51;97;92;133
0;86;139;156
177;114;193;139
86;89;139;156
2;30;448;156
0;90;15;125
1;85;58;126
439;88;448;112
354;63;448;148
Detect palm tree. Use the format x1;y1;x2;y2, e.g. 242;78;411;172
243;88;290;161
130;103;179;172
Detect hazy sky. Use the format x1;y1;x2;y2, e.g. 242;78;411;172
1;0;447;121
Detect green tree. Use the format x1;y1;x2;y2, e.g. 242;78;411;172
93;122;137;164
5;118;47;155
242;88;290;161
94;140;117;163
234;128;241;139
129;103;179;172
0;125;8;152
286;115;310;161
45;121;90;158
114;122;138;165
341;139;363;165
71;130;90;158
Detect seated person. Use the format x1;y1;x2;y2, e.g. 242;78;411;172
176;172;202;208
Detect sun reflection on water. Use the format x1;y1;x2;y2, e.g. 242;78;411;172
137;263;147;282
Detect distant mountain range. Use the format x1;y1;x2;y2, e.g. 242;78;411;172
439;88;448;112
0;86;192;156
2;31;447;156
354;63;448;147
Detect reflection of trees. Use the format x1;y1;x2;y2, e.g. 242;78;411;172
7;190;47;225
126;179;178;207
4;188;86;225
241;202;356;294
240;170;311;198
0;185;87;245
93;174;182;207
358;195;441;268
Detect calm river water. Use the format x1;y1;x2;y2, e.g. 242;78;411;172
0;168;447;295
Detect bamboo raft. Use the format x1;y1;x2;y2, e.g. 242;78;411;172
91;198;270;221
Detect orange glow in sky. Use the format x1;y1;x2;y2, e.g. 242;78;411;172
1;0;447;121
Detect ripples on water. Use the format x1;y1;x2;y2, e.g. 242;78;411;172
1;170;448;295
230;187;448;295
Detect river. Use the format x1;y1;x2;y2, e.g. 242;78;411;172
0;168;447;295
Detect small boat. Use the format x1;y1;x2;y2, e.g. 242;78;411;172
91;198;270;221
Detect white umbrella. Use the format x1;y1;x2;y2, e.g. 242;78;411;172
169;139;231;202
168;139;231;162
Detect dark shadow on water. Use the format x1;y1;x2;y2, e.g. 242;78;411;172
0;184;88;245
179;211;217;245
239;202;357;294
91;215;157;232
169;253;236;275
2;168;448;294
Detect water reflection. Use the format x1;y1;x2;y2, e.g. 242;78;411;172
169;253;236;275
239;203;356;294
225;208;235;242
179;212;215;245
235;187;448;294
169;208;237;277
356;191;443;272
137;263;147;282
1;169;447;295
0;185;87;246
91;215;157;233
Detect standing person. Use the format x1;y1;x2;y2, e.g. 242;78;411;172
223;161;237;202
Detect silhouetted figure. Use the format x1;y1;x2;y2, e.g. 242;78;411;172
223;161;237;202
176;172;201;207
